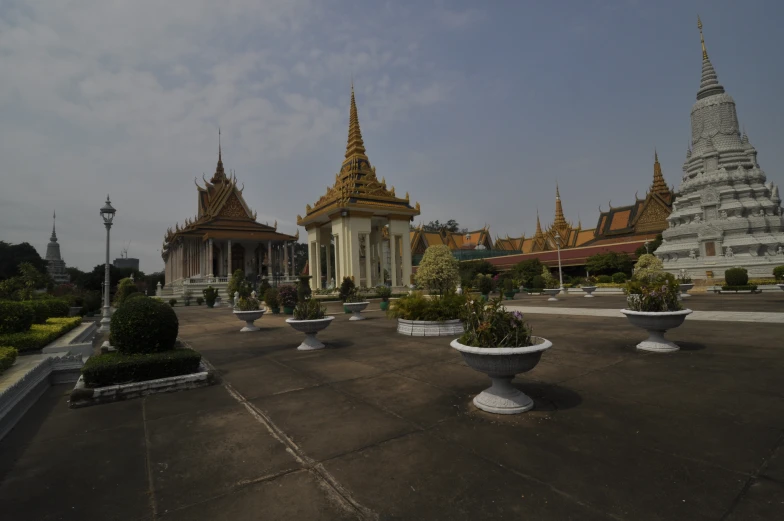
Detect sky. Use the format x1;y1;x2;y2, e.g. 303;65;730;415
1;0;783;273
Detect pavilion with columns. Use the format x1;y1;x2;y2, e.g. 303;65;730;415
160;139;298;297
298;86;420;290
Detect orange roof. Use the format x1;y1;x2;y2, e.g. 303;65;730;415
576;229;595;246
609;209;632;231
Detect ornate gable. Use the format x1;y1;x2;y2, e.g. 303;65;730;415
633;195;671;233
219;192;251;219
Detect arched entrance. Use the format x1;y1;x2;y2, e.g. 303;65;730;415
231;243;245;274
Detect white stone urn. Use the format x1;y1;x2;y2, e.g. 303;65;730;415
620;309;693;352
233;309;265;332
581;286;597;298
678;283;694;299
397;318;464;337
543;288;561;301
450;336;552;414
343;301;369;321
286;316;335;350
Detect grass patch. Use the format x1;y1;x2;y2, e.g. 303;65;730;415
81;348;202;388
0;317;82;353
721;285;759;292
0;346;18;375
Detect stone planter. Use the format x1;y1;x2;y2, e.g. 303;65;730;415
543;288;561;301
380;301;390;312
233;309;265;332
285;316;335;350
450;336;552;414
504;291;516;300
283;306;294;315
397;318;464;337
777;284;784;292
581;286;597;298
678;283;694;299
620;309;693;353
344;301;369;321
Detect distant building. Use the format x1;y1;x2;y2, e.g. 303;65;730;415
113;257;140;271
45;212;70;284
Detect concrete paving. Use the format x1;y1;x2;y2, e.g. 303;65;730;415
1;301;783;520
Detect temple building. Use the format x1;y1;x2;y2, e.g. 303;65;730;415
486;158;672;271
298;86;420;289
160;137;298;297
410;226;494;258
656;18;784;278
45;211;69;285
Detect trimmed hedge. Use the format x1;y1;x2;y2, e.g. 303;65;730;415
0;346;18;375
81;348;202;387
0;301;35;334
724;267;749;287
122;293;148;305
110;297;179;354
0;317;82;352
25;299;70;324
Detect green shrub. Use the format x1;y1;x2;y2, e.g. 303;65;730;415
236;296;260;311
388;292;467;321
475;274;494;295
597;275;612;284
81;349;202;387
721;285;758;292
227;269;251;299
169;298;177;307
626;273;681;312
114;278;139;306
774;265;784;282
724;267;748;286
24;299;70;324
196;297;204;305
203;286;218;307
611;272;627;284
415;245;460;295
0;300;35;334
339;277;356;302
264;288;280;309
258;278;271;299
375;285;392;302
110;297;179;354
278;285;297;308
123;293;147;305
0;346;18;374
297;275;312;302
293;298;326;320
531;275;544;289
0;317;82;352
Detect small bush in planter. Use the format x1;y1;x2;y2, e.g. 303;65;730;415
227;269;251;299
182;289;193;306
258;278;271;298
203;286;218;308
677;273;693;284
297;275;312;302
474;274;494;297
292;298;326;320
626;273;682;312
375;285;392;310
236;296;260;311
611;272;627;284
81;349;202;388
278;285;298;313
168;298;177;307
110;297;179;354
531;275;544;290
264;288;280;313
540;266;558;289
196;297;204;306
724;267;749;287
388;292;467;321
459;298;531;348
339;277;356;302
774;265;784;282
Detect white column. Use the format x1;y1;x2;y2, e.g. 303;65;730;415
267;241;272;278
364;234;372;288
401;230;412;287
227;239;232;275
291;242;297;278
325;239;332;286
390;234;398;287
208;239;214;277
284;243;290;278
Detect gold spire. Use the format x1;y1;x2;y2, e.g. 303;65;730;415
345;84;367;160
651;149;670;197
698;15;708;60
535;210;544;238
211;128;227;183
553;183;567;228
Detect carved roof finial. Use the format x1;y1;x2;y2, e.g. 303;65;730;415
211;128;227;183
698;15;707;60
344;83;368;161
696;16;725;100
651;149;670;197
50;210;57;242
553;183;567;228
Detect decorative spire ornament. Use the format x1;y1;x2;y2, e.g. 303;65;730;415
344;84;367;161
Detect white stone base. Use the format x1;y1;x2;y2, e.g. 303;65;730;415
473;376;534;414
396;319;465;337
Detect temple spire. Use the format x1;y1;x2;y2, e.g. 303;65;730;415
696;16;725;100
651;149;670;196
211;128;227;182
553;183;567;228
535;210;544;238
50;211;57;242
345;84;368;161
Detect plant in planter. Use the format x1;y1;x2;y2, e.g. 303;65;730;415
168;298;177;307
196;297;204;306
677;271;694;298
502;278;517;300
278;285;298;315
227;269;251;300
233;296;265;332
581;275;597;297
540;266;560;301
474;274;494;301
621;255;691;353
451;298;551;414
339;277;356;312
297;275;312;302
388;292;467;336
203;286;218;308
264;288;281;314
343;288;370;321
375;285;392;311
286;298;334;350
415;245;460;296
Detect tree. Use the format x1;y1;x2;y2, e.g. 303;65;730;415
143;271;165;296
634;234;663;257
513;259;544;288
585;252;634;276
415;245;460;295
459;260;497;286
66;267;86;284
77;264;140;292
422;219;461;233
0;241;48;280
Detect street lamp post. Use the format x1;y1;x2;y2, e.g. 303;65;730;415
99;195;116;333
554;232;564;292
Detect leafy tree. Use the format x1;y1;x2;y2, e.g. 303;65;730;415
585;252;634;276
634;234;663;257
512;259;544;288
66;267;86;284
143;271;165;296
77;264;140;292
422;219;462;233
415;245;460;295
459;260;497;286
0;241;48;280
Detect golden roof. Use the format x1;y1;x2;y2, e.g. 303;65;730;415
298;86;420;226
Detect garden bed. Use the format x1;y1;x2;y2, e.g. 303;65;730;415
0;317;83;353
70;348;214;408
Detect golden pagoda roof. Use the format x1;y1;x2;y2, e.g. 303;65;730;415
297;85;420;227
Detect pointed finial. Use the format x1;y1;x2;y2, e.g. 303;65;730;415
655;148;659;163
344;84;368;161
218;127;221;160
556;181;561;200
698;15;708;60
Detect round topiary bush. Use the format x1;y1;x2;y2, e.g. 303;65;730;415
611;272;627;284
110;297;179;354
772;265;784;282
122;292;148;305
531;275;544;290
724;267;748;287
597;275;613;283
114;278;139;306
0;301;35;334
